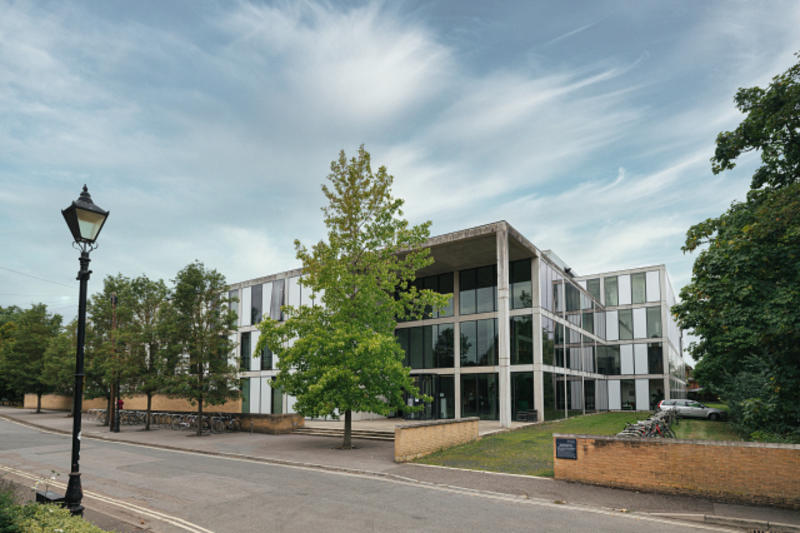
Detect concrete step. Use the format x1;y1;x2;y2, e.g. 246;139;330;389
293;427;395;441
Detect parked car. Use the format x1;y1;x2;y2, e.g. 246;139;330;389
657;399;726;420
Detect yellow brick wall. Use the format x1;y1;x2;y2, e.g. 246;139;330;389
238;413;305;434
25;393;242;414
394;418;479;462
553;434;800;508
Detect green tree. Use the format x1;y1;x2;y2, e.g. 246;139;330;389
41;320;78;411
127;275;176;430
1;304;62;412
258;146;448;448
675;53;800;440
0;306;21;402
168;261;239;435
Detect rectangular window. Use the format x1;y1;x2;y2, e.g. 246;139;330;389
460;373;498;420
582;312;593;334
586;278;601;302
618;309;633;340
260;343;273;371
251;284;262;324
543;372;565;420
646;306;662;338
459;269;476;315
438;272;454;317
541;317;555;365
460;319;497;366
271;384;282;414
434;323;454;367
476;265;497;313
510;315;533;365
512;372;534;420
649;378;664;410
240;332;251;371
240;379;250;414
410;327;424;369
604;276;618;306
565;283;581;312
510;259;532;309
631;272;646;305
620;379;636;410
648;343;663;374
597;345;621;375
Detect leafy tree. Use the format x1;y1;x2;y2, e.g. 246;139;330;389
127;275;176;430
168;261;239;435
674;53;800;440
258;146;448;448
41;320;78;413
0;304;62;412
711;52;800;190
0;306;21;402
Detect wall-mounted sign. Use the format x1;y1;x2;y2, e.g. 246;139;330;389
556;438;577;460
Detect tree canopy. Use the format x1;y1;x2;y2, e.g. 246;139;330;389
258;146;448;448
674;53;800;441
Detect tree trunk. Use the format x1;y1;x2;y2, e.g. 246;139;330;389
36;392;41;414
197;397;203;436
108;386;115;429
105;393;111;426
145;393;152;431
343;409;352;449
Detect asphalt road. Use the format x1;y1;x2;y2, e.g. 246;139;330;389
0;419;732;533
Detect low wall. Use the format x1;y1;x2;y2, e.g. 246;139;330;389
394;417;479;462
24;393;242;414
238;413;305;434
553;434;800;508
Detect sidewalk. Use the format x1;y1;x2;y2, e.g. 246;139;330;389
2;407;798;532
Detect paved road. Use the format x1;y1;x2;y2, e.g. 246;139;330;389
0;419;733;533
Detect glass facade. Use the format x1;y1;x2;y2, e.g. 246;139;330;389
511;372;533;420
631;272;646;305
396;324;455;369
460;265;496;315
604;276;618;306
618;309;633;340
240;332;251;371
510;315;532;364
406;375;454;420
251;283;262;324
510;259;532;309
460;319;497;366
413;272;454;318
461;373;498;419
646;306;662;338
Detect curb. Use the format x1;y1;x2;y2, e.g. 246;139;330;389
649;513;800;532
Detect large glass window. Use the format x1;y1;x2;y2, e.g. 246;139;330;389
541;317;555;365
586;278;601;302
240;379;250;413
271;384;282;414
510;315;533;364
646;306;662;338
597;345;621;374
412;272;454;318
510;259;532;309
260;342;272;371
461;373;498;420
565;283;581;312
543;372;565;420
620;379;636;410
270;279;285;321
582;311;594;334
459;265;497;315
240;332;251;371
618;309;633;340
631;272;646;305
649;378;664;410
604;276;618;306
251;284;262;324
397;324;454;369
584;379;596;411
648;343;664;374
512;372;534;421
460;319;497;366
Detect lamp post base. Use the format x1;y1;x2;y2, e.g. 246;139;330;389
64;471;84;517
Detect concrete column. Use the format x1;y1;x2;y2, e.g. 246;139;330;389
497;225;511;427
531;255;544;422
453;270;461;419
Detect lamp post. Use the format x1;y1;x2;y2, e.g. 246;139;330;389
62;185;109;517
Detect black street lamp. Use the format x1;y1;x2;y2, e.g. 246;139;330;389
61;185;109;516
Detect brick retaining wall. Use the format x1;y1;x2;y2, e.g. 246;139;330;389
394;418;479;462
24;393;242;413
553;433;800;508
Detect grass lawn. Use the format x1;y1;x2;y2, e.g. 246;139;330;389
673;418;742;441
415;411;652;477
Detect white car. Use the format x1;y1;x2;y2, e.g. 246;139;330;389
657;399;725;420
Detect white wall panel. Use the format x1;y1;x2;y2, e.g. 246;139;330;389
621;344;634;374
606;311;619;340
634;344;648;375
286;395;297;414
287;276;301;308
646;270;661;302
262;283;273;317
250;335;260;375
259;378;270;414
636;379;649;411
300;278;312;307
249;377;259;415
608;380;621;410
241;287;251;327
618;274;631;305
633;307;647;339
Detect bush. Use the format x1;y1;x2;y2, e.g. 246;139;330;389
0;490;108;533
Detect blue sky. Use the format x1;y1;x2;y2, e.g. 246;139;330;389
1;0;799;324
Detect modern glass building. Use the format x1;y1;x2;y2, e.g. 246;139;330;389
228;221;686;427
